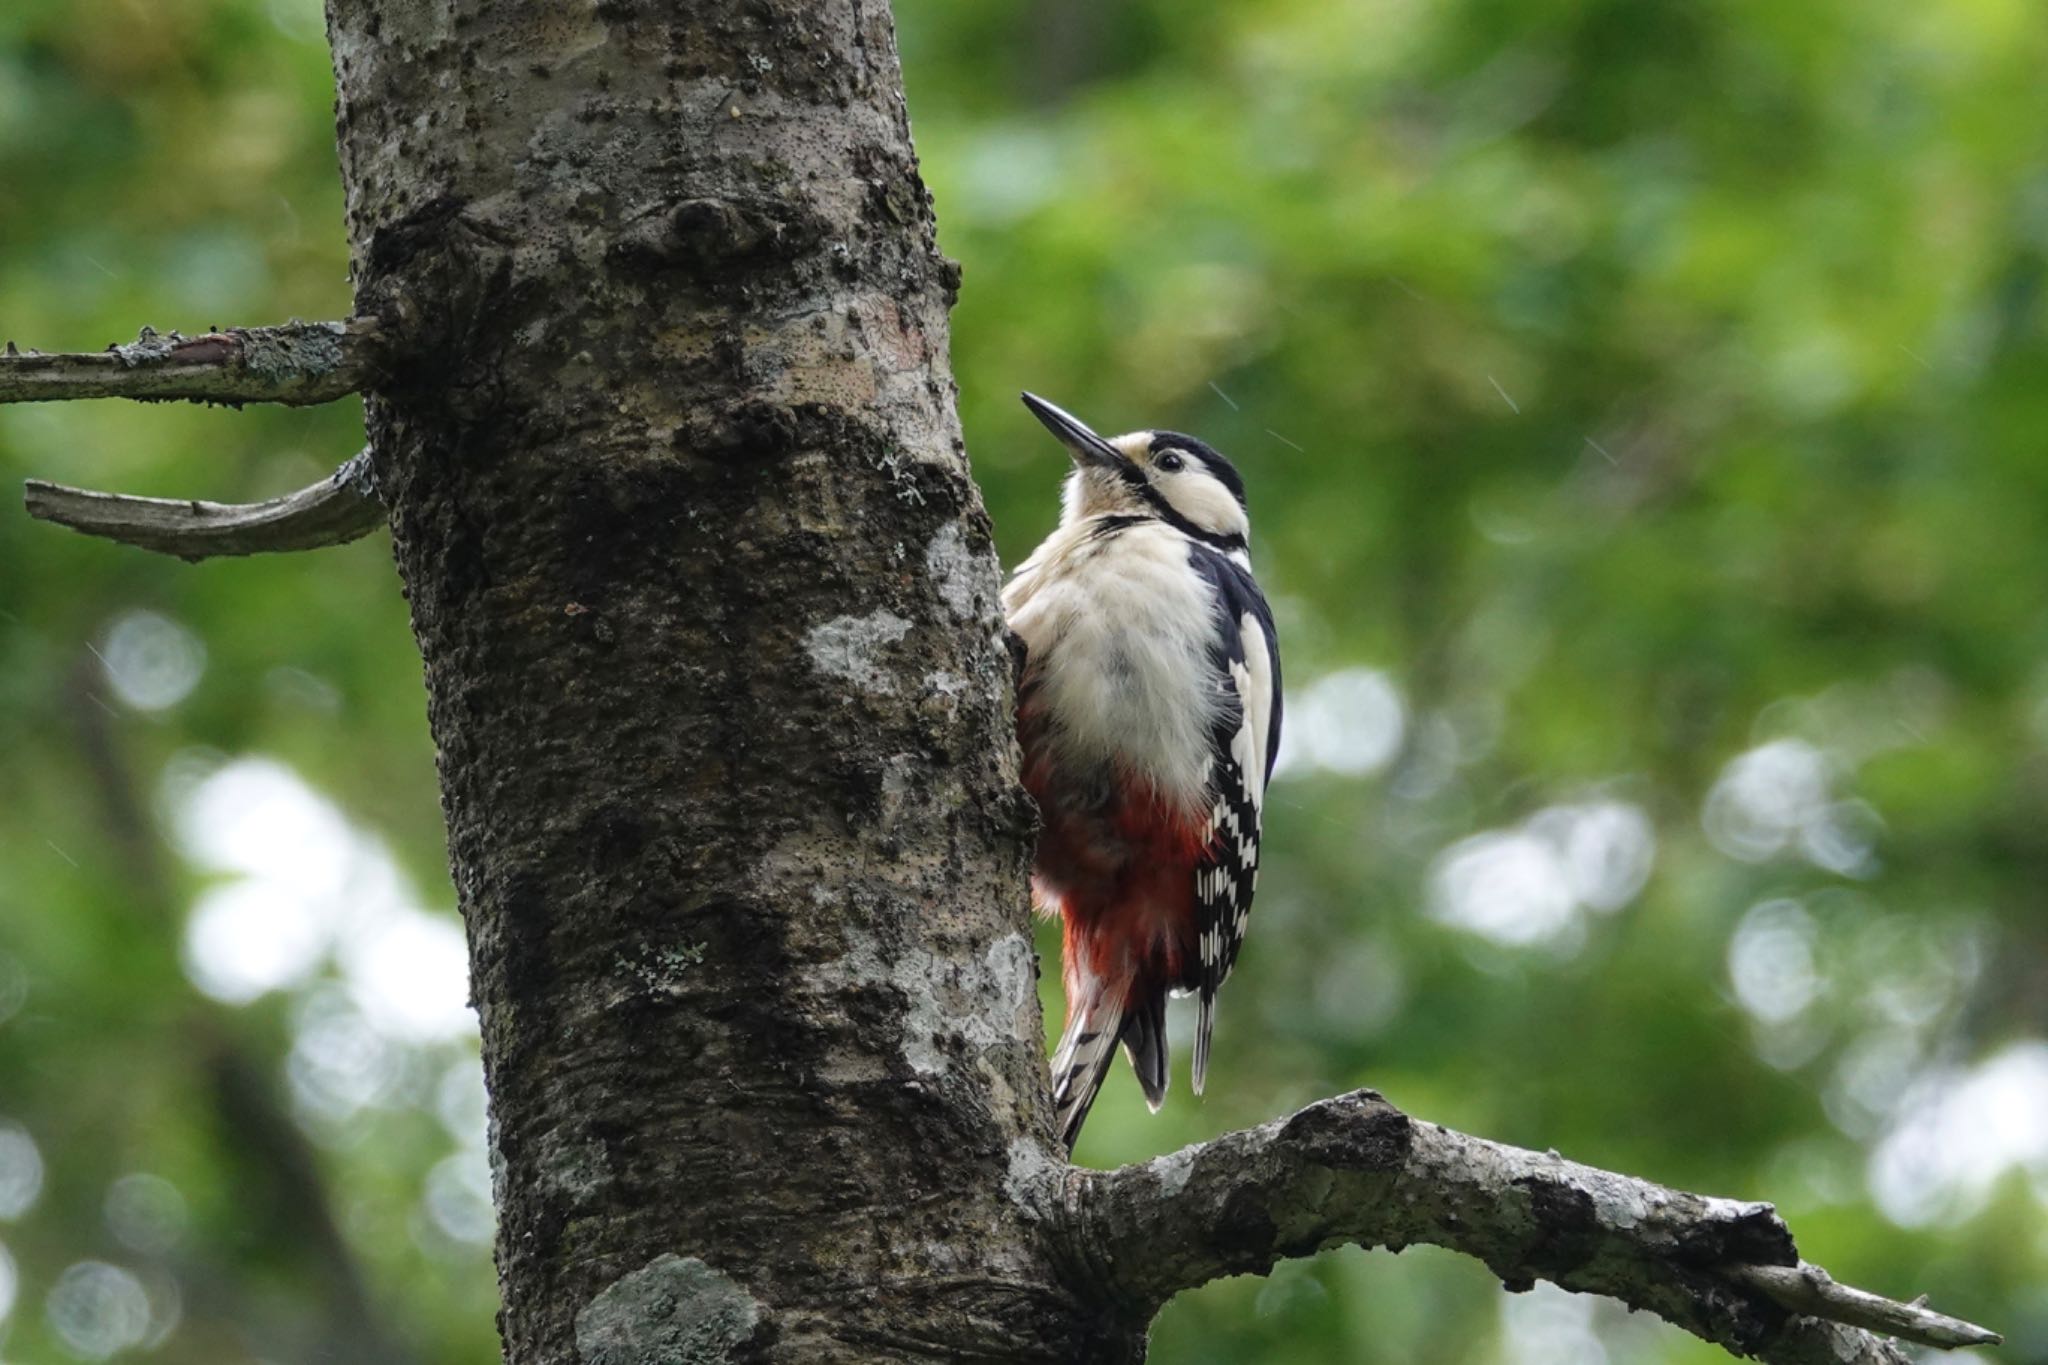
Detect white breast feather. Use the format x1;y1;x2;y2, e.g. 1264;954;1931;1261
1004;520;1227;807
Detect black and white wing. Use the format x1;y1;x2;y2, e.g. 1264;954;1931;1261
1187;547;1282;1095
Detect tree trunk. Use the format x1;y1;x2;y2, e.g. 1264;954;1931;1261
321;0;1115;1361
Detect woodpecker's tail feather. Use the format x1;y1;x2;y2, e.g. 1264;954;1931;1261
1191;988;1218;1096
1054;985;1175;1147
1121;991;1169;1113
1056;1015;1122;1154
1051;994;1122;1149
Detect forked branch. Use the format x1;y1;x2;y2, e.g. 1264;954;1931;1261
1073;1090;1997;1365
25;450;383;560
0;319;383;406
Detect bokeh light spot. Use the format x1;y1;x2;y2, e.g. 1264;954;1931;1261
423;1150;496;1247
287;987;403;1124
435;1056;490;1148
97;610;205;711
1703;739;1877;876
1498;1281;1609;1365
340;910;473;1043
1429;801;1655;949
1430;829;1577;948
182;879;327;1004
170;757;476;1038
1867;1041;2048;1228
0;1123;44;1221
1275;667;1406;778
105;1174;188;1256
45;1261;152;1360
1728;899;1821;1025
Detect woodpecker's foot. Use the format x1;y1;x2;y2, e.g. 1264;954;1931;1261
1004;627;1029;685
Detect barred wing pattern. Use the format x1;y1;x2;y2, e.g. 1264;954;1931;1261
1188;546;1281;1094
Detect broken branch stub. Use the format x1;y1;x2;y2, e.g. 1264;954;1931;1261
24;449;384;561
0;319;384;406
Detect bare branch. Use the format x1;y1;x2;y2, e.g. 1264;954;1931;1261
1730;1263;2001;1350
1072;1090;1997;1365
24;450;383;561
0;319;384;406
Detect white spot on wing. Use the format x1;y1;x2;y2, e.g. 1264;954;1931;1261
1234;613;1275;808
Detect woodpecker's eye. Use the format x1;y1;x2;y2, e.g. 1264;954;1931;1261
1156;452;1185;473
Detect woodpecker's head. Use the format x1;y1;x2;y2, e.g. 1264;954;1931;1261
1021;392;1250;550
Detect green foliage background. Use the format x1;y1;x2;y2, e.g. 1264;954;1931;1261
3;0;2046;1360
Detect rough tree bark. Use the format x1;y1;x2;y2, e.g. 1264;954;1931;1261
6;2;1998;1363
323;1;1076;1360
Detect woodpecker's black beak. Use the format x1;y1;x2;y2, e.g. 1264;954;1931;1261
1021;392;1129;471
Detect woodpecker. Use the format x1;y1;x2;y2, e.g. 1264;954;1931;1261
1003;392;1282;1149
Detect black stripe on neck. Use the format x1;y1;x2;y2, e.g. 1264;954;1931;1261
1125;484;1247;554
1088;514;1150;542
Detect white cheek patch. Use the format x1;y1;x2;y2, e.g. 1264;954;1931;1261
1158;474;1250;542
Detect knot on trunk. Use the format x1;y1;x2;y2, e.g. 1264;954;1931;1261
675;398;885;464
614;196;826;272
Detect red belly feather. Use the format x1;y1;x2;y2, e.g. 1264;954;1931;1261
1019;710;1207;999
